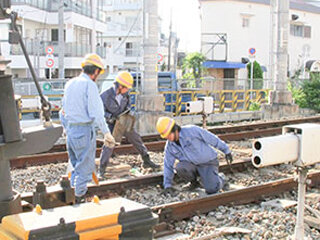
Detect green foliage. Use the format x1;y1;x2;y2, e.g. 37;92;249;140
289;73;320;112
249;100;261;111
288;80;307;108
247;61;263;89
302;73;320;112
182;52;206;80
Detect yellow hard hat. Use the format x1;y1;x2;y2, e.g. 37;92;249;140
81;53;105;75
156;117;175;138
116;71;134;89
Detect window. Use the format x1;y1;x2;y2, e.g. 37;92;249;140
125;42;139;56
290;24;303;37
223;69;235;90
51;29;66;42
304;26;311;38
51;29;58;41
242;18;250;28
290;24;311;38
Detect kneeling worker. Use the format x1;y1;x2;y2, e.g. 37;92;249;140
99;71;160;178
156;117;233;195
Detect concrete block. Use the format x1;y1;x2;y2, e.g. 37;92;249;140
261;103;299;120
135;111;172;135
136;94;164;112
269;90;293;104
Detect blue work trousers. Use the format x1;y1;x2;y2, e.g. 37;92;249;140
176;161;224;194
66;124;96;197
99;123;148;168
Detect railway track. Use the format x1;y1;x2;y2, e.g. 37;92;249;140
152;170;320;238
11;116;320;169
18;161;320;237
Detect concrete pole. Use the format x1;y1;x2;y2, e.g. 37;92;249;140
141;0;158;95
91;0;97;53
275;0;289;91
269;0;278;89
58;0;65;79
173;37;179;76
167;9;172;72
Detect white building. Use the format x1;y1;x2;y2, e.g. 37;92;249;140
199;0;320;85
101;0;178;74
101;0;143;73
0;0;108;78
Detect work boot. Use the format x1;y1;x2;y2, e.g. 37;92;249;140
219;173;230;191
142;154;160;169
75;195;86;204
182;180;201;191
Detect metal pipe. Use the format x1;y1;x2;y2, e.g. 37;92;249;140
294;168;307;239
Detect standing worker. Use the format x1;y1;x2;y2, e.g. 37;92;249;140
60;53;116;203
156;117;233;195
99;71;160;178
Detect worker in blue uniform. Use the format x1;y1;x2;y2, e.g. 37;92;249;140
60;53;116;203
156;117;233;195
99;71;160;178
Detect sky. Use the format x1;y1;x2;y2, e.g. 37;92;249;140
158;0;201;53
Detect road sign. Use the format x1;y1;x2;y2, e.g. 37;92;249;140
45;46;54;55
157;53;164;63
249;48;256;56
43;83;52;91
46;58;54;68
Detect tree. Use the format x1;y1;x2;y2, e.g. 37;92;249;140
289;72;320;112
247;60;263;89
182;52;206;88
301;73;320;112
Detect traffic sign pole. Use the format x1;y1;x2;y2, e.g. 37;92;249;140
248;48;256;99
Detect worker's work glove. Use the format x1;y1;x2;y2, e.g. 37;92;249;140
104;132;116;148
225;153;233;164
162;187;177;197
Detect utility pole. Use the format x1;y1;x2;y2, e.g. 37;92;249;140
141;0;158;94
58;0;65;79
269;0;278;89
275;0;288;92
167;9;172;72
135;0;168;135
173;36;179;75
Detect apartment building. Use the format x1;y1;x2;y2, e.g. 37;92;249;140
0;0;108;78
199;0;320;84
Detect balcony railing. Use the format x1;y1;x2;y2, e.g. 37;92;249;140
10;39;106;58
11;0;99;19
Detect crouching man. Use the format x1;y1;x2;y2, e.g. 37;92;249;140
156;117;233;195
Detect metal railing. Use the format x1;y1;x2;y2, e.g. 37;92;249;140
10;39;106;58
178;78;274;91
19;89;269;116
161;89;270;116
